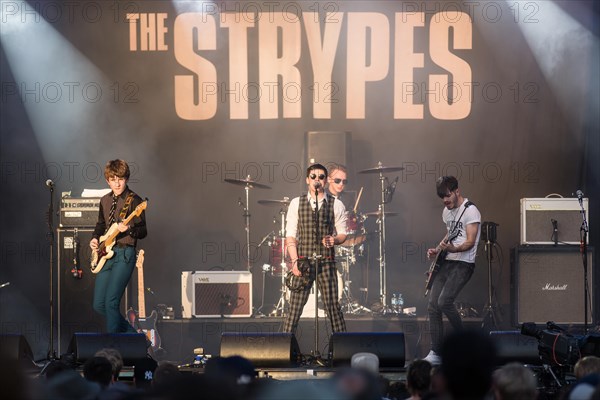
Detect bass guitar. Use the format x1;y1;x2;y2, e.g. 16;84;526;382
90;200;147;273
127;249;162;352
424;231;459;297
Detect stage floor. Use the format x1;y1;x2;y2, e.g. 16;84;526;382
155;315;484;365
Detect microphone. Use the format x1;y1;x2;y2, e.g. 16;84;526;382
576;190;584;203
314;181;322;190
45;179;54;188
258;231;274;247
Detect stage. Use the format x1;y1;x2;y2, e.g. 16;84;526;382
154;315;484;366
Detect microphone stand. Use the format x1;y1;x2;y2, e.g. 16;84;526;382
46;182;57;362
578;196;589;333
311;183;323;363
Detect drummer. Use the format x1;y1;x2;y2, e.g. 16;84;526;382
326;164;349;206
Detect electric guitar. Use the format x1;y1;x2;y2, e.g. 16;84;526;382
424;231;460;297
127;250;162;352
90;200;147;273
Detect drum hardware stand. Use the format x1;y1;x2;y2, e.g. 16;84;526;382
270;207;289;317
481;221;501;331
375;173;398;314
255;264;271;317
338;248;372;315
225;176;271;272
359;162;402;315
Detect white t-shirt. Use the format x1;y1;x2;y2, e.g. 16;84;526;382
443;198;481;263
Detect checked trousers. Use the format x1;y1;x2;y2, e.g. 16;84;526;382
283;262;346;334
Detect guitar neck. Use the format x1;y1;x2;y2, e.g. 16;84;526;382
137;252;146;318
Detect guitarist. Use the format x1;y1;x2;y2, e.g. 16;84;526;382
423;176;480;366
90;159;147;333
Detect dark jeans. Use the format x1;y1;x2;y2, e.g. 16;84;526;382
427;260;474;353
93;246;137;333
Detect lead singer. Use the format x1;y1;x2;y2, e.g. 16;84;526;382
283;163;348;334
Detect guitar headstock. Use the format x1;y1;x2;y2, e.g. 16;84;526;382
136;249;145;269
134;200;148;216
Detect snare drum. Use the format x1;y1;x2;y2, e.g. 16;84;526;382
343;211;366;246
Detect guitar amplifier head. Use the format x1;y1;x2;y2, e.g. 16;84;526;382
520;198;588;244
59;197;100;228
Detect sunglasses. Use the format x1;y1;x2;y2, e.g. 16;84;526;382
332;178;348;184
309;173;326;180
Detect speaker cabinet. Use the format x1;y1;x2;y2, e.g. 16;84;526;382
512;245;595;325
0;335;34;363
220;332;300;367
306;131;351;171
57;228;104;355
329;332;405;368
67;333;147;365
489;331;541;366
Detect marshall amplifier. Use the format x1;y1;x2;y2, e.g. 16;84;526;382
181;271;252;318
59;197;100;228
512;245;595;325
520;197;589;245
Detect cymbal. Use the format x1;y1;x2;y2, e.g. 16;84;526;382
363;210;399;218
258;198;291;206
224;177;271;189
358;163;404;174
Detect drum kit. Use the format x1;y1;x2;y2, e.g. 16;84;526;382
224;161;404;316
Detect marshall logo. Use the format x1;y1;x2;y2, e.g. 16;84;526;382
542;283;568;291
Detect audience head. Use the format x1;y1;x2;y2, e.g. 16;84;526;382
492;362;538;400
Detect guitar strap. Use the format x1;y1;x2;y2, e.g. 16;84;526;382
119;192;135;220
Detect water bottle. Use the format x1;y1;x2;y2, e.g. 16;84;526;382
397;293;404;314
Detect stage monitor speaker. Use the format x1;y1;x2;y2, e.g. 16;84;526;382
306;131;351;171
220;332;300;367
512;245;595;325
489;331;541;366
57;228;104;355
0;334;34;363
67;333;147;365
329;332;405;368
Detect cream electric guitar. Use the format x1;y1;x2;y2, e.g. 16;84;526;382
90;200;147;273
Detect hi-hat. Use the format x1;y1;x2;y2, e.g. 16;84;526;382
358;162;404;174
364;210;399;218
224;177;271;189
258;198;291;206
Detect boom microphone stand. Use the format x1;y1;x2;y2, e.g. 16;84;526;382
577;190;589;333
311;181;323;363
45;179;58;361
481;222;500;331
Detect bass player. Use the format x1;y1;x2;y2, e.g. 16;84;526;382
90;159;147;333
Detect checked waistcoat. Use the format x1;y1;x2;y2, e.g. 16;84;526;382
297;194;335;262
